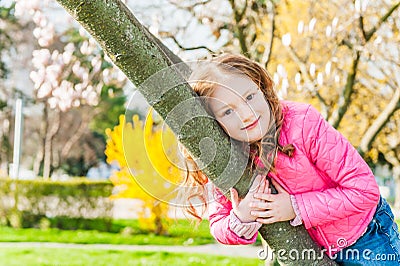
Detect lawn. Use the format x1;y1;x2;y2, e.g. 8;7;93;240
0;219;217;246
0;218;264;265
0;247;264;266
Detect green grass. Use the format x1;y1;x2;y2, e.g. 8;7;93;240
0;248;264;266
0;219;216;245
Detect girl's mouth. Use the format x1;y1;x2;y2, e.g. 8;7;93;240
241;116;260;130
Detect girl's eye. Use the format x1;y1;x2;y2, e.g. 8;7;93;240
246;93;255;101
224;109;233;116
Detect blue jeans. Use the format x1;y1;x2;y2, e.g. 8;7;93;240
334;196;400;265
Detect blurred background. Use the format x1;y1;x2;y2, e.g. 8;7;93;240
0;0;399;265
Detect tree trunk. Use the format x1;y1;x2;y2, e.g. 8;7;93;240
55;0;336;264
33;103;48;177
43;109;61;179
61;109;96;159
0;110;12;176
328;51;360;129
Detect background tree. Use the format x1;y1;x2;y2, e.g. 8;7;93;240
0;2;32;176
14;0;127;178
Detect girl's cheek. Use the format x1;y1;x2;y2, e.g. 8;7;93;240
254;100;267;108
217;121;229;132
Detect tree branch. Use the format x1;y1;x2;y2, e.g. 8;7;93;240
328;51;360;128
168;0;211;12
263;1;276;68
284;44;329;119
365;1;400;41
167;34;215;53
229;0;249;55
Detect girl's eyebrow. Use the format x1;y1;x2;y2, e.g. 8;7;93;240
214;103;230;114
213;88;254;113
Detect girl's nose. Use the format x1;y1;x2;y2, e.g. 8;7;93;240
238;103;255;122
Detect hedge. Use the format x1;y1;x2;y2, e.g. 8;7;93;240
0;177;114;229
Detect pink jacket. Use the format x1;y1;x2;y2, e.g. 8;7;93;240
208;101;380;256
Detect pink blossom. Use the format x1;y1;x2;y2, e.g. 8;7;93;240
32;11;47;27
46;65;62;88
85;90;99;106
26;1;126;111
72;99;81;108
64;43;75;52
53;81;73;98
51;50;60;61
74;84;83;93
88;38;98;49
33;27;42;40
38;24;55;47
62;50;73;65
72;61;83;77
58;100;69;112
48;97;58;109
91;56;102;73
62;44;75;64
15;0;41;18
29;70;45;89
32;49;51;68
37;82;52;98
81;71;89;86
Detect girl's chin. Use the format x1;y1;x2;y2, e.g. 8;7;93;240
241;134;264;143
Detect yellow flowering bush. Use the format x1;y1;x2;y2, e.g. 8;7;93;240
105;112;182;234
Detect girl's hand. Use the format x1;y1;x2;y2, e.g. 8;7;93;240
250;179;296;224
230;174;271;223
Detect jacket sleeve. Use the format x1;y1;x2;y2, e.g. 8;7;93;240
207;186;258;245
295;105;380;229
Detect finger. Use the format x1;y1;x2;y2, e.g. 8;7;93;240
249;174;263;193
256;217;276;224
271;178;286;193
251;209;273;218
254;193;274;201
256;176;267;194
230;188;240;208
250;200;270;209
258;178;270;194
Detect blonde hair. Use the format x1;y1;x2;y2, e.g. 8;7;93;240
180;53;294;221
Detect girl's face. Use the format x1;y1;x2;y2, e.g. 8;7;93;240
208;74;272;143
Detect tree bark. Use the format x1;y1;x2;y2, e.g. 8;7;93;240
33;103;48;177
328;51;360;129
43;109;61;179
55;0;336;264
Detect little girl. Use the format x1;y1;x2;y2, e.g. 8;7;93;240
180;53;400;265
